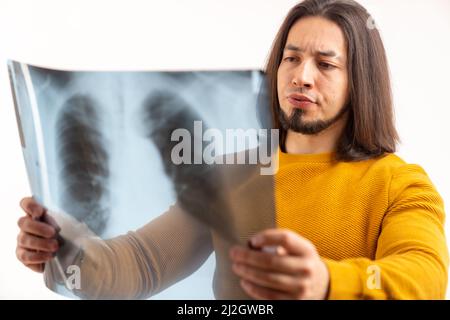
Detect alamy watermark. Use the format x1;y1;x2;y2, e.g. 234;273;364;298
366;265;381;290
366;15;378;30
170;121;280;175
64;264;81;290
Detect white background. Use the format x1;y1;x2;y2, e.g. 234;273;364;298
0;0;449;299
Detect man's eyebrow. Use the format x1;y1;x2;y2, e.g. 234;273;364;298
284;44;343;62
284;44;303;52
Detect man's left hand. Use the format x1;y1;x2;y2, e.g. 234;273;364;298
229;228;330;300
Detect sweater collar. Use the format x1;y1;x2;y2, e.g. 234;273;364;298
278;147;336;164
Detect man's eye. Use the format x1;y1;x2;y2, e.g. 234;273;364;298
283;57;297;62
319;62;335;70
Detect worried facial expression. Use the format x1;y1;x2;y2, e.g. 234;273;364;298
277;16;349;135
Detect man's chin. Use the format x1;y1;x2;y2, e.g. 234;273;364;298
280;105;349;136
290;123;328;135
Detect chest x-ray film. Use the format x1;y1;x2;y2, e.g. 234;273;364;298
8;60;278;299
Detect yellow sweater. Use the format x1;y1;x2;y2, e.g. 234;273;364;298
51;149;448;300
275;150;449;299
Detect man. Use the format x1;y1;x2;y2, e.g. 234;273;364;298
16;0;448;299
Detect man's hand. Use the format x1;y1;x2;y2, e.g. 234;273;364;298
16;197;61;273
229;229;330;300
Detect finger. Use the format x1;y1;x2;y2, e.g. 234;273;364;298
20;197;46;219
26;263;45;273
17;216;56;239
250;229;316;256
240;279;292;300
230;246;313;275
17;232;59;252
42;212;61;233
248;240;288;255
16;247;54;264
232;263;305;294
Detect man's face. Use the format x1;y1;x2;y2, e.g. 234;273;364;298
277;16;349;135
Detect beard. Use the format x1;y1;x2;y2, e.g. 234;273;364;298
278;105;349;135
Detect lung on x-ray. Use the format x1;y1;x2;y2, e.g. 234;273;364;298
8;60;276;299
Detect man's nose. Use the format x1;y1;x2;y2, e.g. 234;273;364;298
291;61;314;89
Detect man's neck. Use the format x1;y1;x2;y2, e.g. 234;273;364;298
284;116;348;155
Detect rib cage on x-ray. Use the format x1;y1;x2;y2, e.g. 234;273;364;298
56;94;110;236
56;89;239;240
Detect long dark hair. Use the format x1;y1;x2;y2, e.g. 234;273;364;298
265;0;399;161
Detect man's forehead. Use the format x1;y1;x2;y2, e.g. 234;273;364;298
284;17;347;60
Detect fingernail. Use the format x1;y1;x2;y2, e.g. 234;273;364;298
31;205;44;217
251;236;262;247
57;235;65;246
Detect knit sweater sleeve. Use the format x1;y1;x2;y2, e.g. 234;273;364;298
72;204;213;299
323;164;449;299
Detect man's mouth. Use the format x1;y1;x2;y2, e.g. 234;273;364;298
287;93;316;109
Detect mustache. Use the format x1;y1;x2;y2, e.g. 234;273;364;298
286;88;318;103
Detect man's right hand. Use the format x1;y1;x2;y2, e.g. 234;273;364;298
16;197;61;273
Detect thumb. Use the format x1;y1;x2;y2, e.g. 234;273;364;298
250;229;316;257
20;197;46;220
